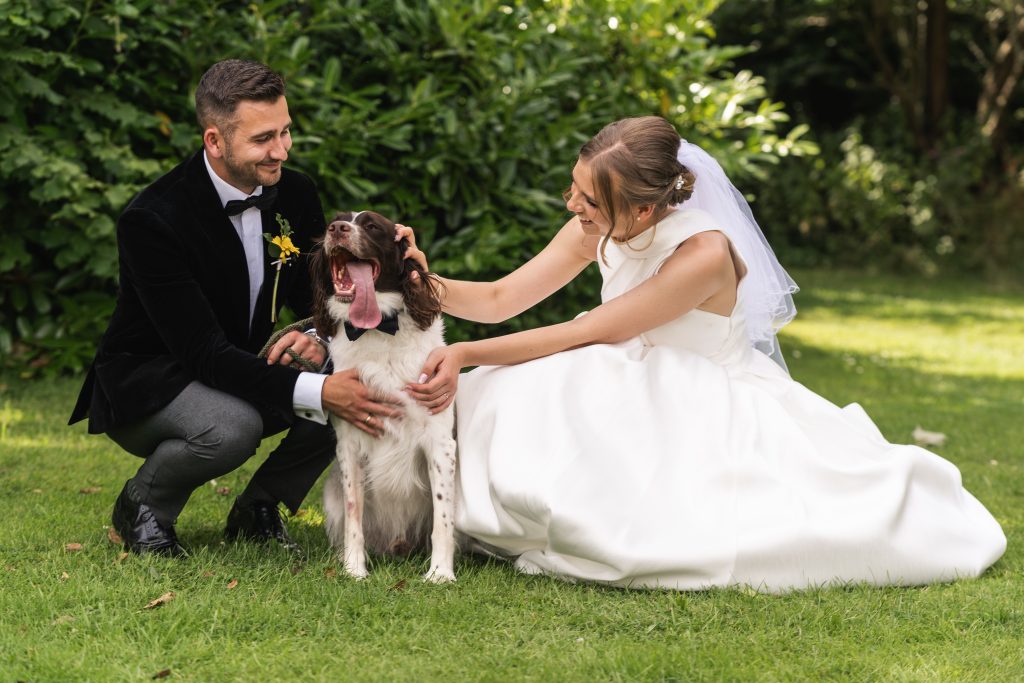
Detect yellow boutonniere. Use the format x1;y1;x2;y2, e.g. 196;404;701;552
264;213;301;323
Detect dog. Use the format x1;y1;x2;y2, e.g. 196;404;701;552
311;210;457;583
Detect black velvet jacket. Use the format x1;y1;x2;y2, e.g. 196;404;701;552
69;150;326;434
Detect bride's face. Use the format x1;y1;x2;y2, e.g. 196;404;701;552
566;160;612;237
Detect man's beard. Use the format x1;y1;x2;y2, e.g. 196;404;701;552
223;144;280;190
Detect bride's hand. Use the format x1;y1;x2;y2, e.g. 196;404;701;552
406;344;463;414
395;223;429;282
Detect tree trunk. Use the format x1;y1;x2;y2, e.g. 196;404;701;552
924;0;948;149
863;0;951;153
977;5;1024;161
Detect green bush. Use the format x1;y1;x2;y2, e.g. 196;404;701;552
749;118;1024;275
0;0;812;373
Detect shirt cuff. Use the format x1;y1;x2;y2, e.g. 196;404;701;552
293;371;328;424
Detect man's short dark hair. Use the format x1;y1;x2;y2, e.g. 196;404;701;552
195;59;286;136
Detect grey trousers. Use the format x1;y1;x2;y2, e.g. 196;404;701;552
107;381;335;526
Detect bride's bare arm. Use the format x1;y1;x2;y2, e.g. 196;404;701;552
403;217;596;323
465;231;732;360
412;231;736;411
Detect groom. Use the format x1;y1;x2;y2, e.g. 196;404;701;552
69;59;402;557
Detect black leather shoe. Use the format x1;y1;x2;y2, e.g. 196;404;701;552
224;498;304;556
111;482;187;558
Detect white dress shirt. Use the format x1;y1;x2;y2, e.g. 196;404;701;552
203;151;328;424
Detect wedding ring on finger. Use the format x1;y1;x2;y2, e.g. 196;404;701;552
364;414;372;424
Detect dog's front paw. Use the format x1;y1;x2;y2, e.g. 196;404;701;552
424;567;456;584
347;567;369;580
341;551;368;580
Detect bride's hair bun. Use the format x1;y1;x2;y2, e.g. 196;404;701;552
669;166;696;205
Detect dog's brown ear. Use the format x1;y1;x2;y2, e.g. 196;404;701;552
309;239;334;339
400;238;444;330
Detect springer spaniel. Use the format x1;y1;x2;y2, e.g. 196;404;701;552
311;211;457;583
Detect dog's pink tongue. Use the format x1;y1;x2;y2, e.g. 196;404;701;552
347;261;382;329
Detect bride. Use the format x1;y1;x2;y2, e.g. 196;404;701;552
401;116;1005;592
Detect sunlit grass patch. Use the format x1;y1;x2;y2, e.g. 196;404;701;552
781;270;1024;381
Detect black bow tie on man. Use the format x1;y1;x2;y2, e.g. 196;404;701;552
224;185;278;216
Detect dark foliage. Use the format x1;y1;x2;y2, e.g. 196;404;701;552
713;0;1024;275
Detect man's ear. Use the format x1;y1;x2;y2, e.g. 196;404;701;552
203;127;224;158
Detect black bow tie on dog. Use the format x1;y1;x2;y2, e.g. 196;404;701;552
224;186;278;216
344;313;400;341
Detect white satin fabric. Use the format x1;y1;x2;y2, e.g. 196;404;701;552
454;209;1005;592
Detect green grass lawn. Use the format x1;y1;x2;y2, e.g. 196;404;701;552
1;269;1022;682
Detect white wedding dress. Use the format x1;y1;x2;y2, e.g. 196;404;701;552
454;208;1006;592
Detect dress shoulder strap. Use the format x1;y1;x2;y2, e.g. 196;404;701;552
657;208;720;247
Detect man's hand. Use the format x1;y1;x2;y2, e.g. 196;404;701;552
323;368;405;437
266;330;326;370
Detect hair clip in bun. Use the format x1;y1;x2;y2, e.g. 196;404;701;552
675;176;684;191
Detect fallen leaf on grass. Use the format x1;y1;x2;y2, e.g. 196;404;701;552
107;527;123;545
324;567;337;578
202;570;215;578
215;487;231;496
912;426;947;447
142;592;175;610
5;565;16;572
53;615;75;625
79;486;102;494
389;579;408;592
152;669;172;679
226;579;238;590
115;552;130;563
60;572;70;581
64;543;83;552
